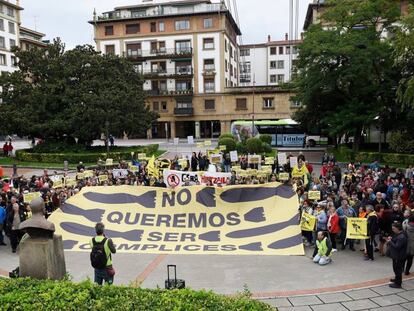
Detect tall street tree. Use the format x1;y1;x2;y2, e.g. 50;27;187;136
0;39;157;145
292;0;401;150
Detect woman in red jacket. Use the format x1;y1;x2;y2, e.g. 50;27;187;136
327;202;340;251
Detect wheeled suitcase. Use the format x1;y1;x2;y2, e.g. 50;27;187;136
165;265;185;289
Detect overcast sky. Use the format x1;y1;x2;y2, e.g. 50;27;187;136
20;0;312;48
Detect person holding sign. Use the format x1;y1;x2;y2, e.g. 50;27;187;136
365;205;379;261
337;199;357;251
312;231;333;266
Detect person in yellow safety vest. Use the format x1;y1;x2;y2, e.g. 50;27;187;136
90;223;116;285
312;231;333;265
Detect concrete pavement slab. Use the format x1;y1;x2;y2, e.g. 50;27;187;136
260;298;292;308
397;290;414;301
288;296;323;307
369;306;409;311
342;299;380;310
278;307;313;311
346;288;381;300
372;285;406;296
317;292;353;303
371;294;408;307
401;301;414;311
309;303;348;311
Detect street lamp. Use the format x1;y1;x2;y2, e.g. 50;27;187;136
105;120;110;155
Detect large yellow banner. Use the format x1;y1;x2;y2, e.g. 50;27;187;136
48;183;304;256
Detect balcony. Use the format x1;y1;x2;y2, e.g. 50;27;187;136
124;48;193;60
141;66;193;78
147;88;193;97
174;107;194;116
202;67;216;76
97;4;226;21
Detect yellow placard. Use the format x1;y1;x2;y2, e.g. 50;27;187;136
265;157;275;165
105;159;114;166
308;191;321;201
83;170;94;178
76;173;85;180
204;140;212;147
23;192;41;203
53;180;63;189
346;218;368;240
49;183;304;256
129;165;138;172
219;145;227;151
178;159;188;169
98;175;109;183
138;153;147;160
210;154;222;164
248;155;261;164
196;142;204;148
65;179;77;187
278;173;290;181
301;212;316;231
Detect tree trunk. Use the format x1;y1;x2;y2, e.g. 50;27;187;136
353;127;363;152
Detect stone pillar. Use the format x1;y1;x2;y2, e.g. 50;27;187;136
19;235;66;280
170;121;176;138
147;128;152;139
221;121;231;134
195;121;201;139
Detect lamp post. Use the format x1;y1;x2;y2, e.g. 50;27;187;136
105;120;110;155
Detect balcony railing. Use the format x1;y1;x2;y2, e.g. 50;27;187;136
174;107;194;116
124;48;193;59
147;89;193;96
203;67;216;75
97;3;226;21
140;66;193;77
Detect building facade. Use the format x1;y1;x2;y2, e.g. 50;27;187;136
0;0;22;74
90;0;298;139
19;26;47;51
239;34;301;87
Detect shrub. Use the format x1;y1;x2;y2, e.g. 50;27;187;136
15;145;160;164
389;132;414;154
259;134;272;145
246;138;263;154
0;278;273;311
218;137;237;152
261;142;272;154
236;142;247;154
218;133;235;141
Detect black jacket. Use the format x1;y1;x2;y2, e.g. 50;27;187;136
388;232;408;261
367;214;379;237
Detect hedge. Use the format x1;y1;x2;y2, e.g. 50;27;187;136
218;137;237;153
331;146;414;167
0;278;273;311
16;145;159;164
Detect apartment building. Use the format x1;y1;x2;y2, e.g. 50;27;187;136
90;0;298;139
239;34;301;87
0;0;22;73
19;26;47;51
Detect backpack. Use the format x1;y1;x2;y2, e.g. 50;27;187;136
90;238;108;269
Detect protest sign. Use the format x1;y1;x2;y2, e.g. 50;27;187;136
65;179;77;187
113;169;128;179
277;153;287;165
278;173;290;181
83;170;94;178
105;159;114;166
173;138;179;145
187;136;194;145
138;153;147;160
230;150;238;162
98;175;109;183
49;183;304;256
76;173;85;180
196;142;204;148
201;172;231;185
308;191;321;201
346;218;368;240
163;170;202;187
301;212;316;231
289;157;298;168
210;154;222;164
23;192;41;203
219;145;227;151
248;155;261;164
265;157;275;165
204;140;212;147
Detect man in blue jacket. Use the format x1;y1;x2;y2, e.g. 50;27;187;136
337;199;357;251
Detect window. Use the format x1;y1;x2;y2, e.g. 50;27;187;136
204;99;215;110
8;21;14;34
153;102;159;111
126;43;141;57
159;22;165;32
9;39;16;48
277;60;284;69
203;38;214;50
270;61;276;69
0;37;5;49
263;98;274;108
230;64;233;76
176;101;192;109
293;46;298;54
176;81;191;91
230;45;233;58
225;60;228;72
150;22;157;32
0;54;6;65
175;40;191;53
204;18;213;29
240;49;250;56
270;47;277;55
0;5;3;14
291;100;302;108
240;74;251;83
203;59;215;71
286;46;291;54
105;26;114;36
7;7;14;17
175;20;190;30
279;46;284;54
240;61;251;73
204;78;215;93
126;24;140;34
236;98;247;110
277;74;285;84
0;19;3;31
161;101;167;111
270;75;277;83
105;45;115;55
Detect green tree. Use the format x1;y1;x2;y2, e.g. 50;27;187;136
0;39;157;145
395;5;414;108
292;0;401;150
